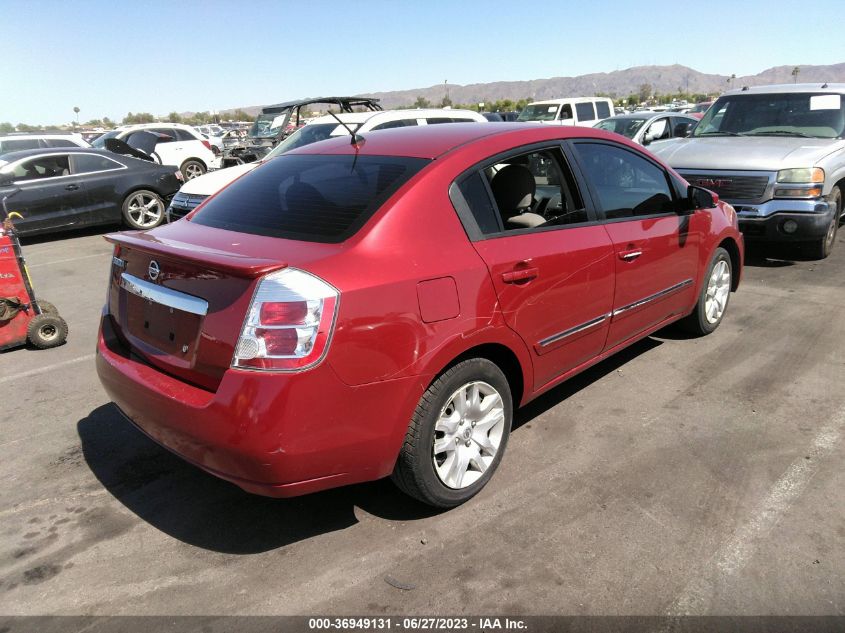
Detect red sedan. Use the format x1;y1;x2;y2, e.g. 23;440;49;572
96;123;743;508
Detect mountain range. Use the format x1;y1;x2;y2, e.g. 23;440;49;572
218;63;845;117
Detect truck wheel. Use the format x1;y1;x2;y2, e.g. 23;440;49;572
180;160;206;181
122;190;165;230
679;247;732;336
809;187;840;260
27;313;68;349
36;300;59;315
392;358;512;508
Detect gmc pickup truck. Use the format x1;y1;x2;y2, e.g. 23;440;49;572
651;84;845;258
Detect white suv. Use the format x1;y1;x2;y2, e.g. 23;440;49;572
92;123;218;179
167;109;486;219
0;133;89;153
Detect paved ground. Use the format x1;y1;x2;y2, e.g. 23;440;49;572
0;225;843;617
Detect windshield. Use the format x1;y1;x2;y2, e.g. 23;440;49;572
694;93;845;139
266;123;358;158
595;118;648;139
250;111;291;139
518;104;560;122
91;130;121;148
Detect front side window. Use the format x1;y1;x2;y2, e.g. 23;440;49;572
9;155;70;181
72;154;123;174
643;118;671;141
573;142;674;219
43;138;78;148
193;154;429;242
575;102;596;122
694;93;845;139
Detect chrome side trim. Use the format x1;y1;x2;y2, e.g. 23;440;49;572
612;278;693;317
538;313;611;348
119;273;208;316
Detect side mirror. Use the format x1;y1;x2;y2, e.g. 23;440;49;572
674;122;693;137
685;185;717;212
0;172;14;187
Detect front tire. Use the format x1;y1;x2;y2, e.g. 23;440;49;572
122;190;165;230
392;359;512;508
809;186;840;260
679;246;732;336
180;159;206;181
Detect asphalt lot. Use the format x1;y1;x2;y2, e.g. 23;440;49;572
0;225;843;617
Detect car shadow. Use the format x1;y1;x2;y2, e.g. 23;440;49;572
78;337;663;554
19;223;120;245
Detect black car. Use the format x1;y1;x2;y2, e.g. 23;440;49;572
0;148;182;235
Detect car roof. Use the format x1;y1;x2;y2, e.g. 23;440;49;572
307;109;487;126
117;122;195;131
0;147;120;163
723;83;845;96
528;97;612;105
287;122;628;160
261;96;381;113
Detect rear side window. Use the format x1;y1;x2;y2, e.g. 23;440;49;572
1;138;40;151
595;101;611;119
44;138;79;148
575;102;596;122
370;119;418;131
174;128;197;141
72;154;124;173
193;154;429;242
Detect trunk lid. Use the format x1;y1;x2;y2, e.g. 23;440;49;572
104;221;337;390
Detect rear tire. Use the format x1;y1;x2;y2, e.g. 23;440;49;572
122;190;165;230
809;186;840;260
27;313;68;349
180;159;206;181
36;300;58;315
392;358;512;508
679;246;732;336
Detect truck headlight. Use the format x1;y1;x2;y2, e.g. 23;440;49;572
776;167;824;184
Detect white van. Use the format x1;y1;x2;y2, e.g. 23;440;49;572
517;97;615;127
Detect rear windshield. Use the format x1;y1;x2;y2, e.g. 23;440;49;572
192;154;430;242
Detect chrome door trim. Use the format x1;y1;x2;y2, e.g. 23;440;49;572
538;313;611;348
612;278;693;317
119;273;208;316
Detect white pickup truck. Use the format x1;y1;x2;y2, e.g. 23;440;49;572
651;84;845;259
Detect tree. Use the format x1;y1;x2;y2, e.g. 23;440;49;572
413;96;432;109
637;83;652;103
84;119;103;127
167;112;183;123
792;66;800;83
17;123;39;132
73;106;80;126
0;122;13;134
102;117;114;128
440;96;453;108
229;109;255;122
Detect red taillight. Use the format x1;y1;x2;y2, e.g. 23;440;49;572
233;268;339;372
260;300;308;325
201;140;212;151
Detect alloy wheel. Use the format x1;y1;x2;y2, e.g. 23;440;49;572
183;162;204;180
704;259;731;324
432;381;505;489
126;192;164;228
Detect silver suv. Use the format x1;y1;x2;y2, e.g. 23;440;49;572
651;84;845;258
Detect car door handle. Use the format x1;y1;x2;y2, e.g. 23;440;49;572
502;267;539;283
619;250;642;261
65;184;79;191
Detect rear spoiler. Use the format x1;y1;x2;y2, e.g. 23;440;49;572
104;232;287;278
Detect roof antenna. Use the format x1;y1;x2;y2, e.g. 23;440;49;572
327;110;365;148
822;82;829;88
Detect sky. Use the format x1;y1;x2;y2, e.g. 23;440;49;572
4;0;844;125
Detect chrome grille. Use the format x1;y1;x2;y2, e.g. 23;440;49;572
679;173;769;201
166;192;209;222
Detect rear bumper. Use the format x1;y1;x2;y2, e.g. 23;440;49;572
735;198;834;242
96;314;425;497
